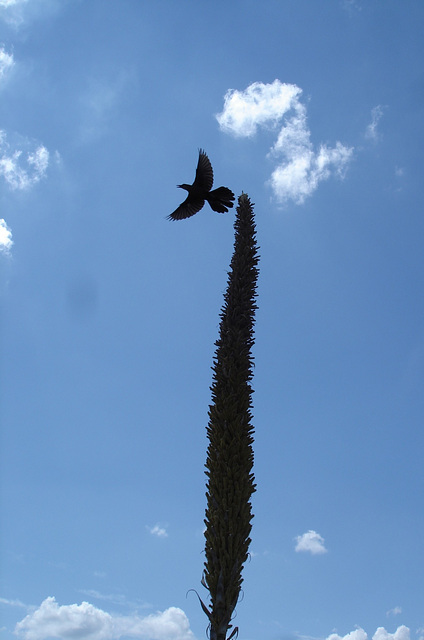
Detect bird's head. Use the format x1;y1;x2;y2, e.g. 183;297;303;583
177;184;190;192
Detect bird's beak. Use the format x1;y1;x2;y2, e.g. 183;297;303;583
177;184;182;189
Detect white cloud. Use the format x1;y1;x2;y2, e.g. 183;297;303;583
327;627;410;640
373;627;410;640
0;218;13;254
15;597;195;640
27;145;49;175
270;140;352;204
365;105;384;140
0;131;49;189
327;629;368;640
386;607;402;617
148;524;168;538
0;46;14;80
216;80;302;138
216;79;353;205
295;530;327;555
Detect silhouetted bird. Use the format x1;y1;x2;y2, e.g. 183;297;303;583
167;149;235;221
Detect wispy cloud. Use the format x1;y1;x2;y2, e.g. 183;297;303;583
77;71;134;144
78;590;151;611
327;627;410;640
0;0;62;26
0;131;49;189
365;105;385;141
341;0;362;13
0;0;28;26
0;596;26;608
147;524;168;538
0;45;14;80
0;218;13;255
216;79;353;205
78;590;129;607
294;530;327;555
0;0;27;7
15;597;195;640
386;607;402;617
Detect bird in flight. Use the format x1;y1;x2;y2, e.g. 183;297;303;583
167;149;235;221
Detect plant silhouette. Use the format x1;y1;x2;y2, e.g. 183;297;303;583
201;193;259;640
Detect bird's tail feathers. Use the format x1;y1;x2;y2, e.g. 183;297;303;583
207;186;235;213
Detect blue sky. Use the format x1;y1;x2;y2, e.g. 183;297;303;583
1;1;423;640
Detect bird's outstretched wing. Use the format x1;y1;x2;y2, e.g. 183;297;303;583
167;197;205;221
193;149;214;191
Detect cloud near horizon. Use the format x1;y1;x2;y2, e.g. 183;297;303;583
295;529;328;554
11;598;413;640
326;625;410;640
14;597;195;640
216;79;353;205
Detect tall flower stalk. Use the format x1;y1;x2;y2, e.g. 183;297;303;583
202;194;259;640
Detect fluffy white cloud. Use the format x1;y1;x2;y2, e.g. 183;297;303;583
295;529;327;555
0;131;49;189
216;79;353;205
270;140;352;204
148;524;168;538
327;629;368;640
216;80;302;138
15;597;195;640
327;627;410;640
373;627;410;640
365;105;384;140
0;218;13;254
